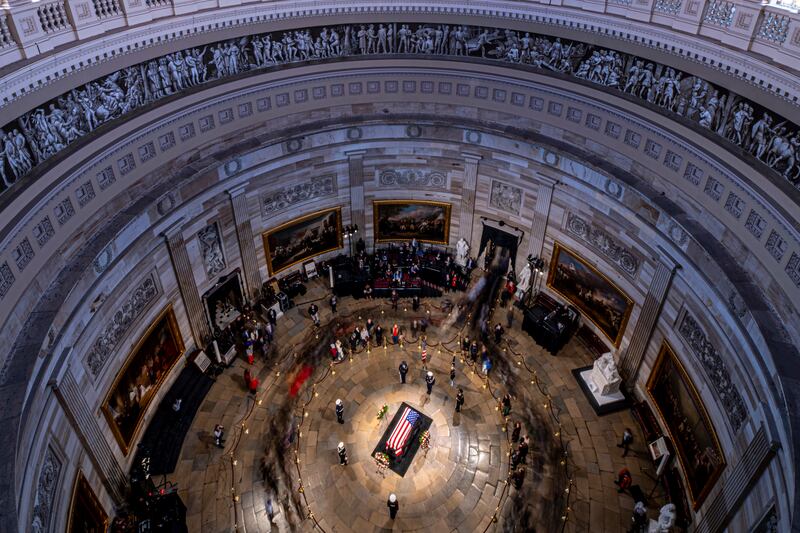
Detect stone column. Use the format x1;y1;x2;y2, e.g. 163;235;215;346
694;426;779;533
228;187;262;299
524;175;556;265
50;363;128;505
163;223;211;346
346;150;367;235
459;153;482;248
619;252;679;388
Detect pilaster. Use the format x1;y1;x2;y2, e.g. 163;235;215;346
619;250;679;388
346;150;367;238
227;186;262;297
50;362;128;505
525;174;556;263
163;222;211;345
459;152;482;247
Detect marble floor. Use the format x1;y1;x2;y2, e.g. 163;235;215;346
171;278;664;532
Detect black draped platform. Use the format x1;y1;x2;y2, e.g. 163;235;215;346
372;402;433;477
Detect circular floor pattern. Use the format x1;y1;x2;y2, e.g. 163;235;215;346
173;280;666;533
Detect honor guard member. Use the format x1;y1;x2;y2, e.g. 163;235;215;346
335;399;344;424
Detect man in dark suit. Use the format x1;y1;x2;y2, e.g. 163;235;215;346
425;371;435;395
399;361;409;383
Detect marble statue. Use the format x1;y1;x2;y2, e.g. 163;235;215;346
3;21;800;197
455;237;470;267
588;352;622;396
517;262;532;294
648;503;676;532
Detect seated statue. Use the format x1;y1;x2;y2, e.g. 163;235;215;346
588;352;622;396
648;503;676;532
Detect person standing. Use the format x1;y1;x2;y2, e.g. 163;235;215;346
614;467;633;493
248;375;259;395
510;465;525;489
375;324;384;346
399;360;409;383
617;428;634;457
213;424;225;448
449;364;456;387
391;289;399;310
412;294;420;311
518;436;529;464
308;303;320;326
470;341;479;362
501;394;512;417
425;371;435;395
387;493;399;519
629;501;648;533
268;307;277;326
335;399;344;424
494;323;504;343
455;388;465;412
506;306;514;329
511;421;522;444
392;323;400;344
330;294;338;313
337;442;348;465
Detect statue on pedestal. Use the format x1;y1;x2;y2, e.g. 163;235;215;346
455;237;470;267
588;352;622;396
648;503;676;532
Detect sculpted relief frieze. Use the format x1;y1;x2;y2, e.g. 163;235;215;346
489;179;523;215
261;175;337;217
377;169;448;189
84;272;160;379
0;22;798;198
677;312;747;433
30;446;61;533
565;212;641;277
198;223;226;278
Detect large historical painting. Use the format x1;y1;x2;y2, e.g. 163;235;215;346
68;471;108;533
263;207;343;275
373;200;451;244
647;342;725;510
546;242;633;347
102;306;185;455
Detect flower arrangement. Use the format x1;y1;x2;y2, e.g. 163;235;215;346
419;430;431;450
376;404;389;420
374;452;390;468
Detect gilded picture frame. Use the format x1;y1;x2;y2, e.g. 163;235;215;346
67;471;109;533
373;200;452;244
647;341;725;510
101;305;185;455
546;241;633;347
262;207;343;276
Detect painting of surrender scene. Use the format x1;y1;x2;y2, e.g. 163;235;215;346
647;341;725;509
547;242;633;347
373;200;451;244
263;207;343;275
102;306;185;454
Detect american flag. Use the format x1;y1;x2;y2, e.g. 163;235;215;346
421;348;427;361
387;407;420;456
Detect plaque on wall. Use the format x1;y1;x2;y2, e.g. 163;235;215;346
262;207;343;275
647;341;725;510
373;200;451;244
546;241;633;347
102;306;185;455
